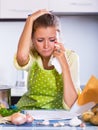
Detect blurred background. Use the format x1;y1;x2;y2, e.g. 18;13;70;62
0;0;98;92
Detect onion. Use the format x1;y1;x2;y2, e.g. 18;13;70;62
26;113;34;123
11;112;27;125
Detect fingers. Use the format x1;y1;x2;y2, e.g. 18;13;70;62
28;9;50;21
35;9;50;16
54;44;61;53
54;42;65;52
56;49;61;53
54;45;63;56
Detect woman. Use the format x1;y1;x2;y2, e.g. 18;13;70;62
14;9;81;110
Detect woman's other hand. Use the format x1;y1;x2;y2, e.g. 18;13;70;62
53;42;65;61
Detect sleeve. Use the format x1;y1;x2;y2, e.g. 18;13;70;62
13;54;34;71
69;52;82;95
62;99;70;110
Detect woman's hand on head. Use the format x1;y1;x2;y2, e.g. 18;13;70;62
28;9;50;21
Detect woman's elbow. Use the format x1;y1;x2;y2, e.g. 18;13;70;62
16;53;29;66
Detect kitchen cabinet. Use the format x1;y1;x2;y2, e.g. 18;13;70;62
11;87;27;97
0;0;49;19
11;96;20;105
11;87;27;105
0;0;98;19
48;0;98;14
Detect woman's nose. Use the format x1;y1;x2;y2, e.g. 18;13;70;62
44;40;49;48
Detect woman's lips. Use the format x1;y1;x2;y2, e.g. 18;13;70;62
43;49;52;53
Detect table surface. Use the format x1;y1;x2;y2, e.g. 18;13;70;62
0;119;98;130
0;110;98;130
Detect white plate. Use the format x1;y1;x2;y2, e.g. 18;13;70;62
23;110;80;120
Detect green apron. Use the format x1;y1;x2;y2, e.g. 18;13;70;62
16;61;64;110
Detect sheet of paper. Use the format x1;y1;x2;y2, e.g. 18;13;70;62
23;110;80;120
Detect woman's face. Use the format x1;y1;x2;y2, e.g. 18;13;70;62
32;26;59;58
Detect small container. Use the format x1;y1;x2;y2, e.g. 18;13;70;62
0;85;11;108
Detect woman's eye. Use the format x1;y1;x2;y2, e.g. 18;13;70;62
36;38;56;43
50;39;56;42
37;39;43;42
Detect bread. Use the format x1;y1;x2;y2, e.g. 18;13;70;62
91;105;98;115
82;111;94;122
82;105;98;125
90;115;98;125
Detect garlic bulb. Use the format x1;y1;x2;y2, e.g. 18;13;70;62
69;117;82;126
26;113;34;123
11;112;27;125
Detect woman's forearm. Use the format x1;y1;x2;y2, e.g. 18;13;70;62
16;16;33;66
16;9;50;66
61;57;78;108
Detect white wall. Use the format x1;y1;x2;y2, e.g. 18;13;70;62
0;15;98;86
0;21;25;86
60;15;98;85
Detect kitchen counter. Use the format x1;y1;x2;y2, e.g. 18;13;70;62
0;110;98;130
11;86;27;97
11;86;27;105
0;120;98;130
